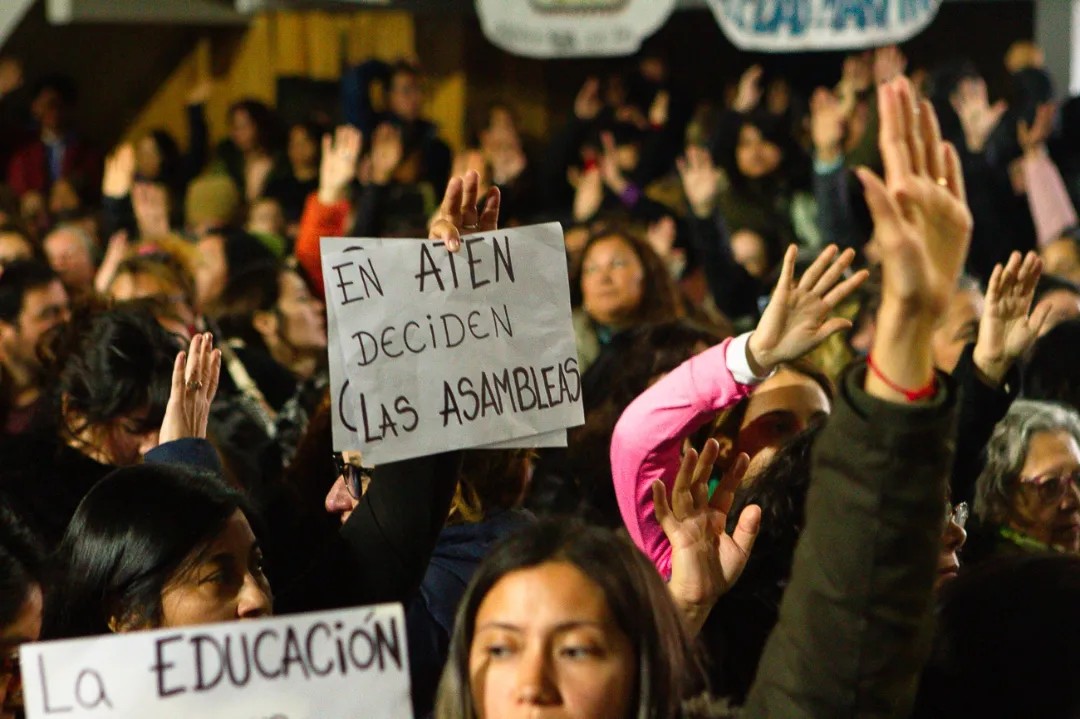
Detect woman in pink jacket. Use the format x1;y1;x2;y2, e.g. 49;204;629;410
611;243;867;578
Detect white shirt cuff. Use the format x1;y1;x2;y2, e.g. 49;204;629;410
725;332;774;386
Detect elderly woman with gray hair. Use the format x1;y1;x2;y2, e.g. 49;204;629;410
968;400;1080;563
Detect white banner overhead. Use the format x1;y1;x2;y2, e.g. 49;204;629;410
705;0;944;52
474;0;678;58
20;605;412;719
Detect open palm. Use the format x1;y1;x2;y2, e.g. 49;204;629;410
748;244;868;372
655;439;761;633
857;77;973;316
975;251;1052;382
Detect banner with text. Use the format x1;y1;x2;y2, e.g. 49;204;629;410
705;0;943;52
321;224;584;465
474;0;677;58
20;605;411;719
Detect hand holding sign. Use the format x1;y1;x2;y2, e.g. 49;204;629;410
430;170;501;253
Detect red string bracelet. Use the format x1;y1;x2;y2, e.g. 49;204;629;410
866;354;937;402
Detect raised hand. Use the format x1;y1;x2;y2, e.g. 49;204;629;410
747;244;868;374
676;145;722;219
245;155;273;202
646;215;678;261
186;78;213;106
94;230;130;294
858;77;973;318
1018;102;1056;156
102;144;136;199
649;90;671;128
429;169;500;253
318;125;362;204
873;45;907;86
858;76;974;400
599;131;629;195
574;77;603;121
733;65;764;113
0;57;23;97
950;76;1007;153
655;439;761;636
131;182;171;237
974;250;1052;385
571;165;604;223
159;332;222;445
370;123;404;186
810;87;845;164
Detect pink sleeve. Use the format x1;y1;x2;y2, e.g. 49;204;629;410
1024;152;1078;248
610;337;755;578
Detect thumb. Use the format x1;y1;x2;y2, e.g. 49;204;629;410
729;505;762;558
855;166;902;230
816;317;854;341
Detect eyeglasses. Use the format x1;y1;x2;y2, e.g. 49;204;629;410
1019;470;1080;505
332;453;372;499
946;501;969;530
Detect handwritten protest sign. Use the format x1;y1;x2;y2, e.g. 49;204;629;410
323;263;566;455
321;224;584;465
20;604;411;719
706;0;943;52
474;0;677;58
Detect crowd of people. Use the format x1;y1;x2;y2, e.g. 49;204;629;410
1;33;1079;718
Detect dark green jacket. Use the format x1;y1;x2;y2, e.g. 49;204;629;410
742;365;958;718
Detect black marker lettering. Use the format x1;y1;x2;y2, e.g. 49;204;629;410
151;634;187;698
493;235;515;283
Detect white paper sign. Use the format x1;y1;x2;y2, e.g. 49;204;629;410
321;224;584;465
705;0;943;52
321;239;567;456
20;604;411;719
475;0;678;58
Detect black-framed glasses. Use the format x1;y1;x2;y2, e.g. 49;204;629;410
1019;470;1080;505
332;453;372;499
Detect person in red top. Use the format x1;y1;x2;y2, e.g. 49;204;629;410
6;76;101;212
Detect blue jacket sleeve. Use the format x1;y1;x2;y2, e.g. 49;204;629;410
144;438;223;475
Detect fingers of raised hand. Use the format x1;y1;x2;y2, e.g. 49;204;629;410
878;80;913;186
823;267;870;308
671;447;699;518
942;141;966;204
206;348;222;404
777;244;798;289
796;244;840;293
710;451;748;515
460;170;481;228
1016;251;1042;298
809;246;855;297
919;99;946;181
1029;298;1055;337
439;176;465;227
184;333;214;393
478;186;501;232
898;81;927;176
